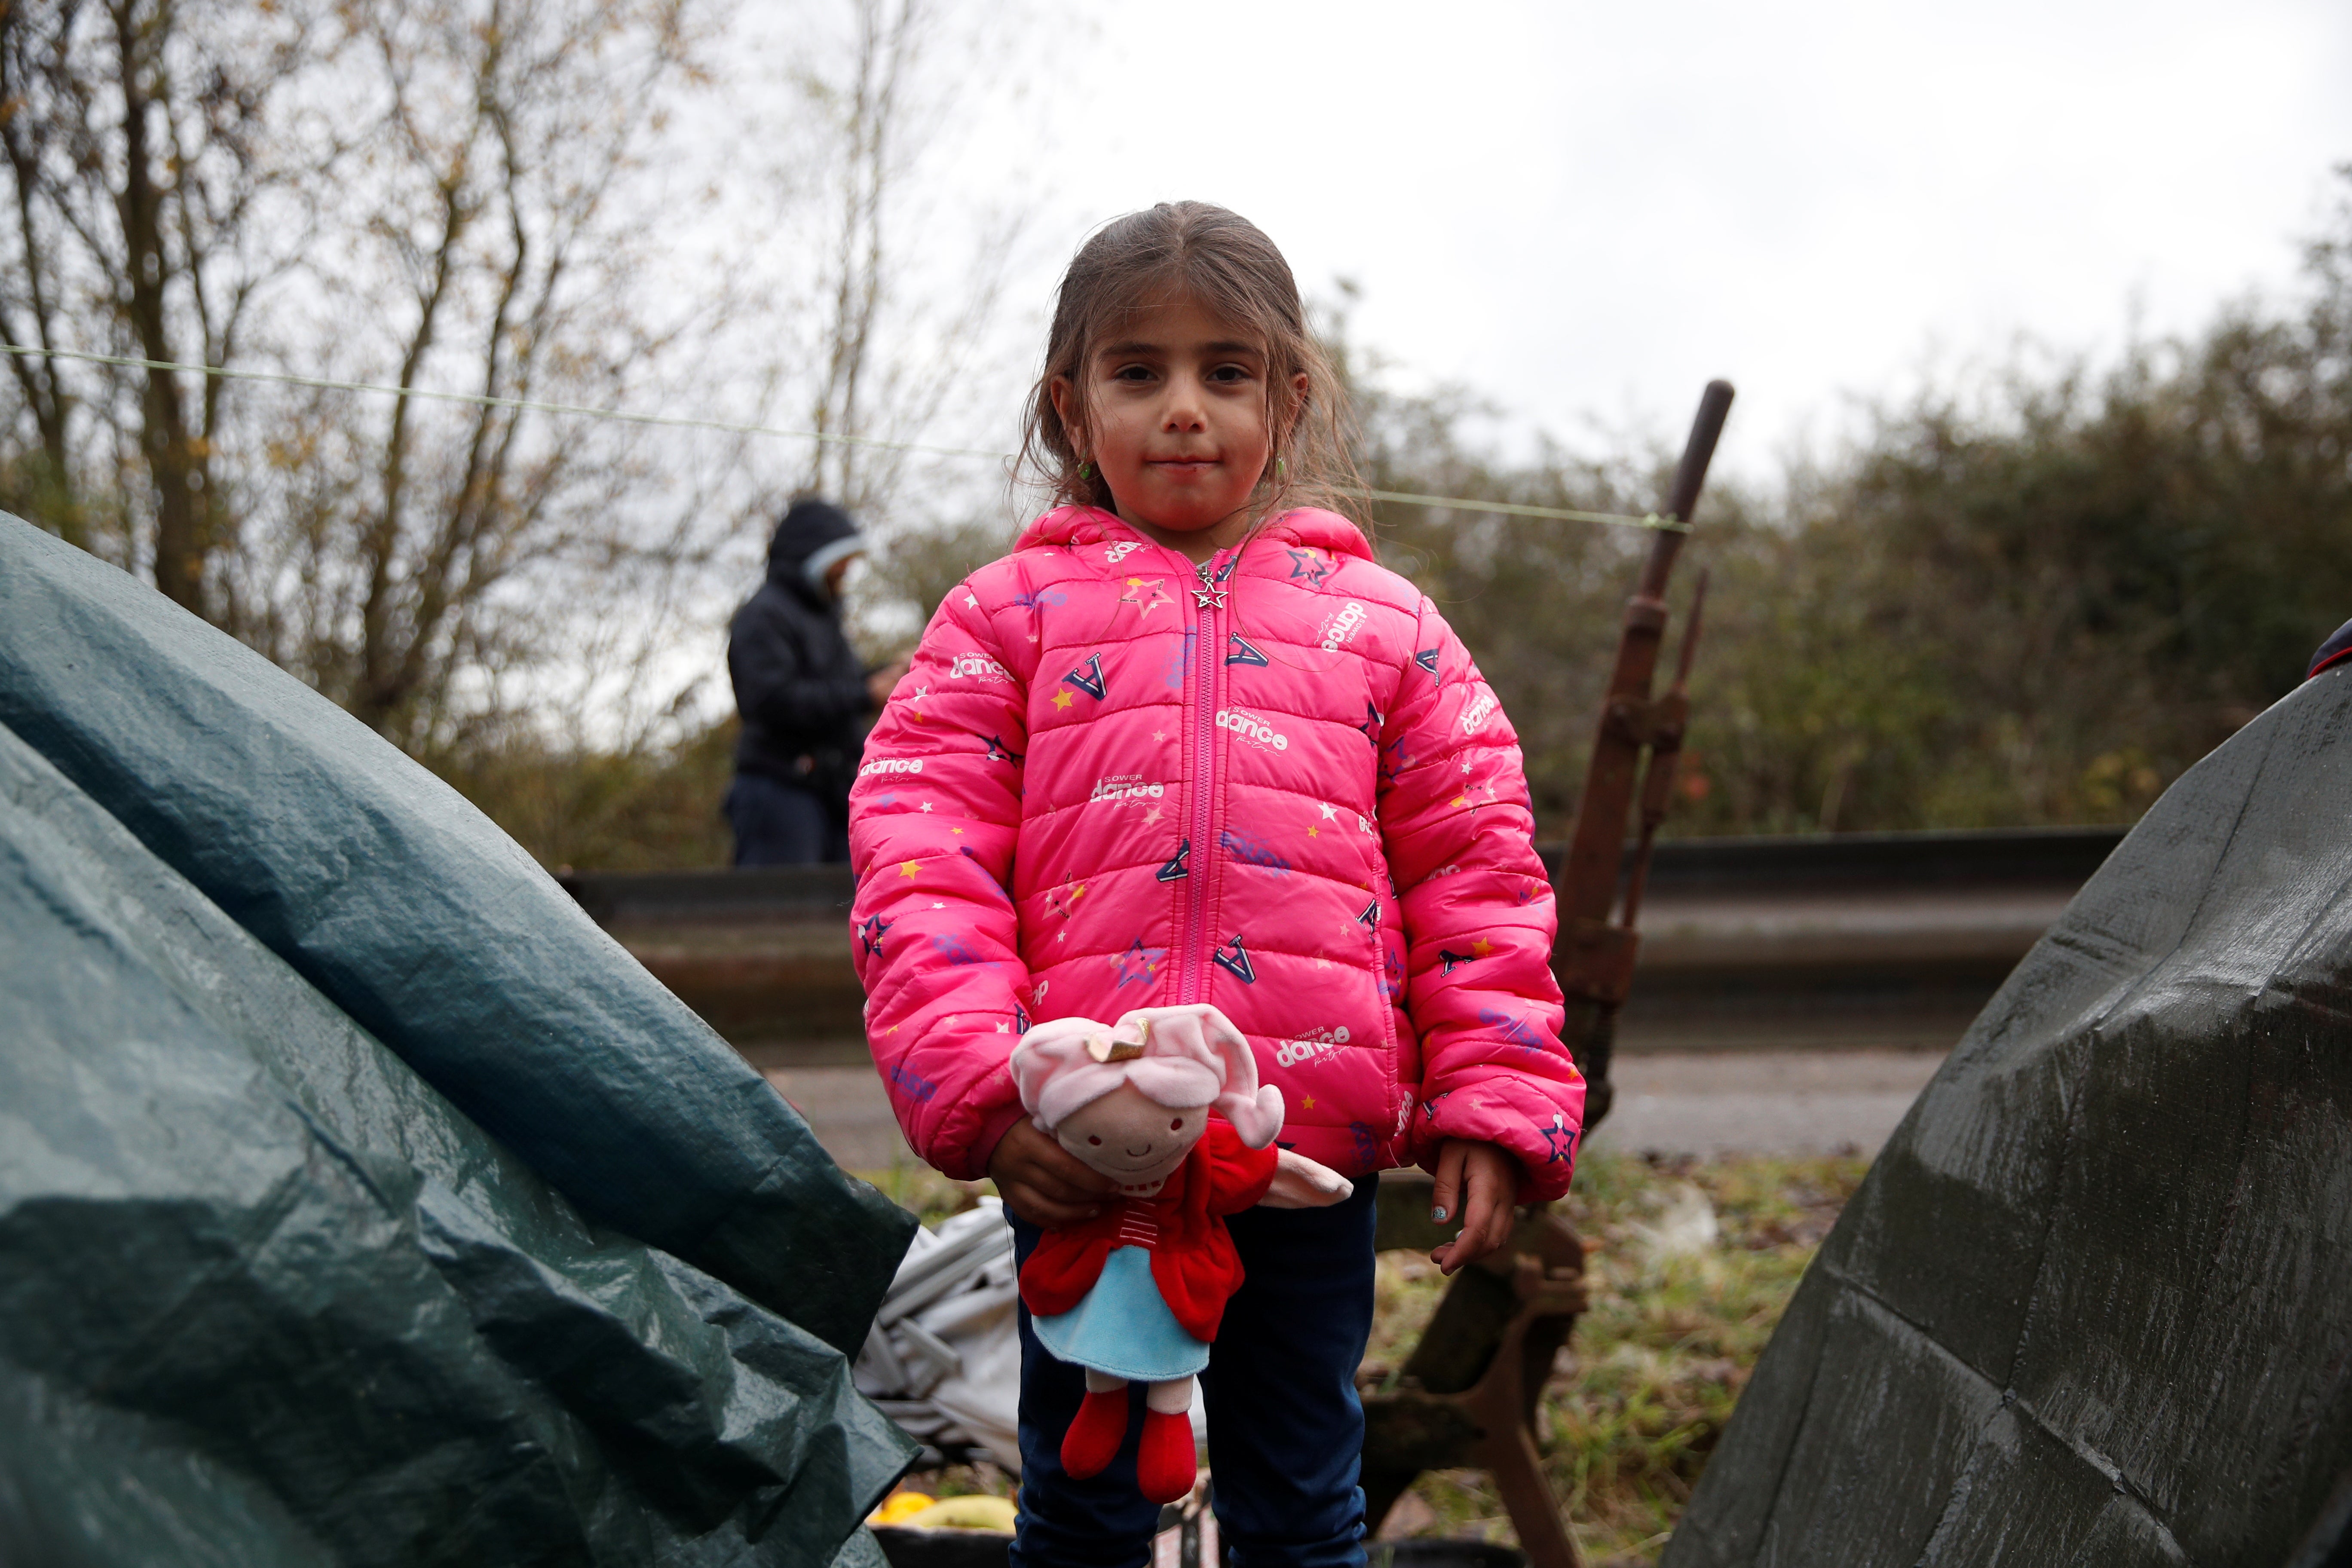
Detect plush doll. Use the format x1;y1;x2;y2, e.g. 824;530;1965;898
1008;1004;1353;1504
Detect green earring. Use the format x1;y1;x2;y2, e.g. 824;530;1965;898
1276;456;1286;478
1077;461;1094;482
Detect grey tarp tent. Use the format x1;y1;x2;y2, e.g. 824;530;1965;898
1666;646;2352;1564
0;515;919;1564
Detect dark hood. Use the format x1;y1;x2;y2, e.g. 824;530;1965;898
766;499;864;600
2310;614;2352;680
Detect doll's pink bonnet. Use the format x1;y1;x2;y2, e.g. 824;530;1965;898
1009;1004;1285;1149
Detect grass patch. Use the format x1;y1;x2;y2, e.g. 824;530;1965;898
860;1158;991;1230
1375;1148;1869;1565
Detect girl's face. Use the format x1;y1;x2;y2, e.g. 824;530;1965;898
1049;291;1308;561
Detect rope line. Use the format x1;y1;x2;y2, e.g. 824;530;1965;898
2;342;1689;531
1360;488;1684;531
0;343;1009;460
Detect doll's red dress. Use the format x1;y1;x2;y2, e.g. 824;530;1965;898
1017;1120;1277;1344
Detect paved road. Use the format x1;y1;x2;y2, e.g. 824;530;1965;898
1587;1048;1944;1160
767;1048;1950;1175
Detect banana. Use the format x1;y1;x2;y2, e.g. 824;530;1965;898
866;1491;936;1526
898;1494;1018;1533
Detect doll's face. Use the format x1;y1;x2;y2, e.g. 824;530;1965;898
1053;1081;1209;1186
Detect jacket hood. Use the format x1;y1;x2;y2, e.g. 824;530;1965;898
766;499;865;597
1012;505;1375;563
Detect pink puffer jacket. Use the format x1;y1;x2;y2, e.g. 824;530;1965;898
848;505;1585;1196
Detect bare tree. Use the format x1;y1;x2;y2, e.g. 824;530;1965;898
785;0;1021;524
0;0;321;595
228;0;714;746
0;0;1039;795
0;0;734;751
799;0;911;508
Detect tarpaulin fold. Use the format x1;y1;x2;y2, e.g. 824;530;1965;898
0;515;913;1357
1666;662;2352;1567
0;514;920;1562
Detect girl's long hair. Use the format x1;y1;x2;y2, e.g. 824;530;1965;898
1017;202;1363;524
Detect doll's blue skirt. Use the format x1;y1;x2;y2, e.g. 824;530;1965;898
1032;1245;1210;1382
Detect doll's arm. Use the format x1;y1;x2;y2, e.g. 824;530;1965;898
1259;1148;1354;1209
1200;1122;1281;1213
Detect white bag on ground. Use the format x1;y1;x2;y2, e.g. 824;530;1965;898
856;1198;1023;1473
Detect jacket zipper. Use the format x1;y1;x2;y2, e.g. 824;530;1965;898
1177;546;1228;1004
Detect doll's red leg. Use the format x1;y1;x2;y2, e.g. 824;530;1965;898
1061;1373;1129;1480
1136;1408;1197;1505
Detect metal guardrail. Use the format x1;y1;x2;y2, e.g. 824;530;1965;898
560;826;2127;1065
1580;826;2122;1052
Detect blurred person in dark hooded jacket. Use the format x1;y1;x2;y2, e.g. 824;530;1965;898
726;499;907;865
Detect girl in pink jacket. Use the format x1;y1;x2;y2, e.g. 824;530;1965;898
848;201;1585;1566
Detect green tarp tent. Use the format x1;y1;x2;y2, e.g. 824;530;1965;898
0;515;919;1565
1667;640;2352;1565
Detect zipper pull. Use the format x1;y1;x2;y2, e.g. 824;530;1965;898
1191;554;1228;612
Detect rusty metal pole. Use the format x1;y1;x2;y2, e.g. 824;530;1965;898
1552;380;1733;1127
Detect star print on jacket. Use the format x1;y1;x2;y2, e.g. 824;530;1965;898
1157;839;1191;882
1541;1114;1577;1164
1112;939;1166;987
1357;701;1384;747
983;734;1025;765
858;914;891;957
1226;634;1270;667
1118;577;1174;616
1062;653;1107;700
1213;934;1257;984
1286;547;1331;587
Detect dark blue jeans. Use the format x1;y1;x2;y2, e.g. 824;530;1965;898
1008;1174;1380;1568
725;773;847;866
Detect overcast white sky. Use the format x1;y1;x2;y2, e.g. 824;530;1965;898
949;0;2352;484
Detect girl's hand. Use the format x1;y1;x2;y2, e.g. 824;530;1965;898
1429;1139;1522;1275
987;1118;1116;1229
